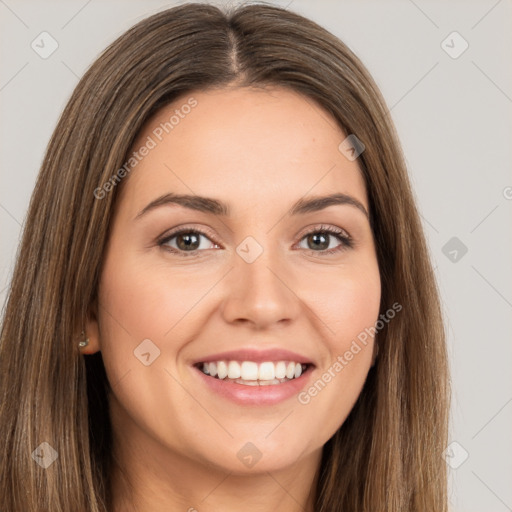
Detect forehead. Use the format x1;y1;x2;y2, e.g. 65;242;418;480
120;86;368;214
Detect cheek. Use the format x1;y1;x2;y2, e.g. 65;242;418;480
98;253;210;345
95;254;207;442
294;304;380;446
324;277;380;343
303;260;381;346
297;260;380;408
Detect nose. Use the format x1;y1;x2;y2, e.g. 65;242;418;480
220;244;301;330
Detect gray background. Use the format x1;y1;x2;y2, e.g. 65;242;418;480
1;1;511;510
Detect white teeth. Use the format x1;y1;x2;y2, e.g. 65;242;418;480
258;362;275;380
227;361;241;379
217;361;228;379
258;378;282;386
228;377;292;386
240;361;259;380
233;378;260;386
275;361;287;379
198;359;309;383
286;361;296;379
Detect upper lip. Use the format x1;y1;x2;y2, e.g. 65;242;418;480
192;348;316;366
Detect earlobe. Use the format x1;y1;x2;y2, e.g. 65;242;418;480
81;299;101;355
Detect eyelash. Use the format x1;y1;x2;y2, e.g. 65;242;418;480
157;224;353;258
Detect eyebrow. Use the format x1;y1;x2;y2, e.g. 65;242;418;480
134;192;369;220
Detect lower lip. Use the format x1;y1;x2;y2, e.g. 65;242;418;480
192;365;315;406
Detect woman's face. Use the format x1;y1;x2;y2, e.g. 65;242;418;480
87;86;381;476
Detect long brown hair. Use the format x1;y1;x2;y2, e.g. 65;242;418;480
0;3;450;510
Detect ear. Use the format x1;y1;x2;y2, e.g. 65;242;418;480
81;298;102;355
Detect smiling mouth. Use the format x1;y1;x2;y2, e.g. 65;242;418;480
194;360;312;386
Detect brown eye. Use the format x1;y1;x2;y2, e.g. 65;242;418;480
305;232;330;251
297;225;353;255
175;232;201;251
159;229;219;256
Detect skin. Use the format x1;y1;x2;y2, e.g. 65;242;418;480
84;86;381;512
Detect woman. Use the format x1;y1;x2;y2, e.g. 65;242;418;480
0;3;450;511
